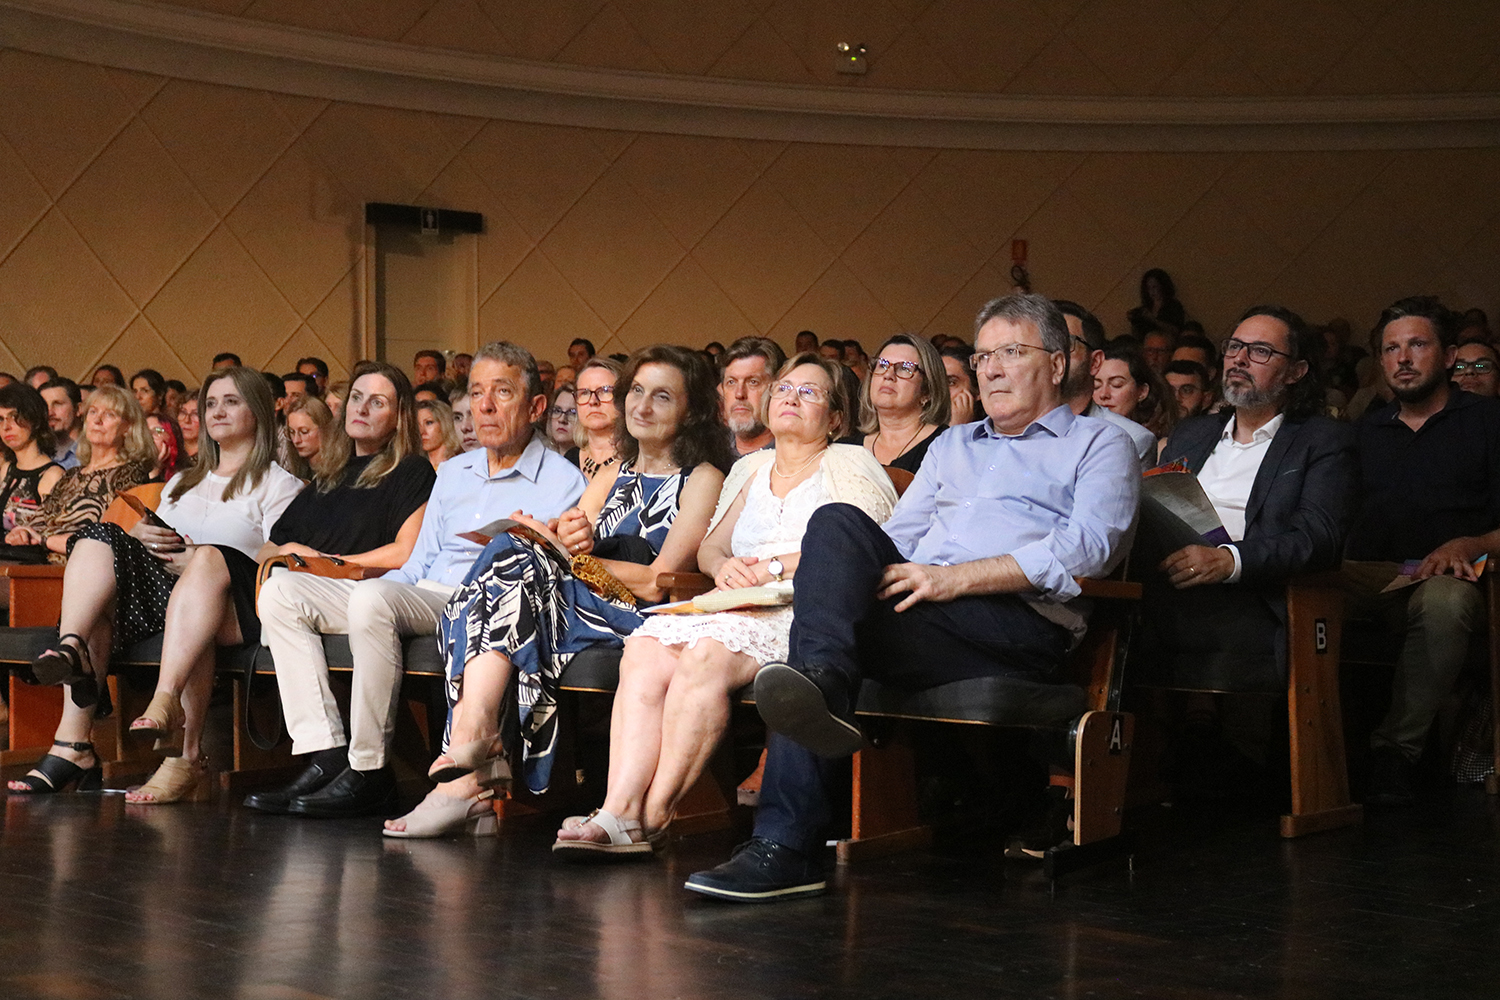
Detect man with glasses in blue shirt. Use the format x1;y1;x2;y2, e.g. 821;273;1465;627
684;293;1139;902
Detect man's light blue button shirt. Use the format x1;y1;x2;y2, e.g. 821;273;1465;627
385;435;586;589
881;404;1139;630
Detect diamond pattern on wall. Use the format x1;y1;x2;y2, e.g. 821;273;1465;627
3;45;1500;388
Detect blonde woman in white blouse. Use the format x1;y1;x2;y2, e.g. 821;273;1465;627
9;367;302;801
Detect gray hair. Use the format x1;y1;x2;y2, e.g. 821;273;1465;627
975;293;1071;385
472;341;543;399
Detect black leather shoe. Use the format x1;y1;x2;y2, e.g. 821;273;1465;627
1365;746;1417;807
287;765;397;818
753;662;862;757
684;837;826;903
244;752;348;814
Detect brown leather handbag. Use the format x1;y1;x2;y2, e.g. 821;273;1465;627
254;553;378;602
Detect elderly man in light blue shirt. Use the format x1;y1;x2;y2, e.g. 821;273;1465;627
686;293;1139;903
251;342;585;820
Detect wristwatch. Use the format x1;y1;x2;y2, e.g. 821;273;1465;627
767;558;785;583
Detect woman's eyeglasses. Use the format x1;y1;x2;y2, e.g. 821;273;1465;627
575;387;614;404
769;382;829;404
872;358;921;380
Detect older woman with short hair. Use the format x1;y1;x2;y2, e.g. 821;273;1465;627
553;353;898;856
855;333;951;473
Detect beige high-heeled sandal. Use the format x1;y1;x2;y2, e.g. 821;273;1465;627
129;690;186;755
125;755;209;805
427;733;502;783
382;788;498;839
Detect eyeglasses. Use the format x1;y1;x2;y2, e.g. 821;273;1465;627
549;407;577;420
872;358;921;380
575;386;614;404
1454;360;1496;375
1222;338;1291;365
969;343;1054;371
769;382;829;404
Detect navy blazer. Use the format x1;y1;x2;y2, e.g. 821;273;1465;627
1158;410;1356;585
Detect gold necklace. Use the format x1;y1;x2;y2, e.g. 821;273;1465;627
772;446;827;480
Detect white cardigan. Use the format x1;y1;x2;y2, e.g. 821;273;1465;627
706;443;898;537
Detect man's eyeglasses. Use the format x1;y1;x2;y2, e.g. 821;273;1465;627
1222;339;1291;365
1454;360;1496;375
969;343;1053;371
769;382;828;404
871;358;921;380
574;386;614;404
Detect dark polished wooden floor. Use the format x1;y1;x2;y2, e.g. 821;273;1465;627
1;785;1498;1000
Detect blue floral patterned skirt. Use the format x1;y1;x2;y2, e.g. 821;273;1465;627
437;533;644;793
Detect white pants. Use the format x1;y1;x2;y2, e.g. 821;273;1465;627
257;572;451;771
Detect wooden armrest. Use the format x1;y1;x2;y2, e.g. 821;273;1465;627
1075;578;1141;601
0;565;64;578
656;571;714;601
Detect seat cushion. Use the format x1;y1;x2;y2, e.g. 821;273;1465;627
856;675;1089;729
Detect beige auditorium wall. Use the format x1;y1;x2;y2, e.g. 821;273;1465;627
1;40;1500;382
148;0;1500;98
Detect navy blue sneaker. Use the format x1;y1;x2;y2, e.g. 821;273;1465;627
754;662;862;757
684;837;827;903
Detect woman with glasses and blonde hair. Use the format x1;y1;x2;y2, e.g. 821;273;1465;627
285;394;335;473
8;368;304;799
553;352;897;856
856;333;951;474
567;357;624;481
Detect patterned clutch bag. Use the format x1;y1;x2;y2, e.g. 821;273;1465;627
569;553;637;607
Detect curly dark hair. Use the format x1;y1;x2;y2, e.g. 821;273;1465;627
614;345;733;474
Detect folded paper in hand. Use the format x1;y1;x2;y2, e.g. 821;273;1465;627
1380;554;1488;593
1139;462;1232;552
645;580;794;615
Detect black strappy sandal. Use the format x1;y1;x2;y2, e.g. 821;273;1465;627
7;740;103;794
30;633;104;712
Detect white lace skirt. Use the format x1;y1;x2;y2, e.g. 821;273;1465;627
631;605;794;664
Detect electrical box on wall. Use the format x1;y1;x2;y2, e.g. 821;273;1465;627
835;43;867;75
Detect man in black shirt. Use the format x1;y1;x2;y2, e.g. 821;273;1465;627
1346;296;1500;805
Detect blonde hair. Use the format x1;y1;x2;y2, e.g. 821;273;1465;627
757;353;851;443
283;395;335;480
417;398;462;464
313;362;421;492
76;383;155;469
169;366;280;503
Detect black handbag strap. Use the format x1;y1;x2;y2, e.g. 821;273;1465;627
239;644;286;752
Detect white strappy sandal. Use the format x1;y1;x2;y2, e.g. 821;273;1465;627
551;808;652;859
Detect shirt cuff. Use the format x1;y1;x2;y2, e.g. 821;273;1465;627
1219;543;1242;583
1010;541;1080;602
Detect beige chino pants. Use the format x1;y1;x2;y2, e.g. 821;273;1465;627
257;572;452;771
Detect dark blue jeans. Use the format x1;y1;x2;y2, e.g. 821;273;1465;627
755;503;1070;855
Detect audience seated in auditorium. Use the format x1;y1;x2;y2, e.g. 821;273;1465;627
1095;341;1177;446
553;353;895;856
0;383;64;546
1129;267;1187;338
325;381;348;421
854;334;950;474
1056;300;1155;465
450;353;472;386
413;350;445;387
413;381;444;403
939;343;980;424
2;384;153;568
92;364;124;387
1453;341;1499;398
385;346;728;838
242;362;435;815
565;358;622;481
10;370;300;799
794;331;818;354
536;359;557;396
25;365;57;389
1344;296;1500;807
418;398;462;469
682;293;1138;902
842;340;870;381
817;339;843;363
212;353;240;370
719;337;785;457
253;343;585;819
282;373;315;407
1141;327;1176;374
40;378;81;471
145;413;186;483
1164;359;1213;418
285;395;335;474
1172;333;1219;382
1141;306;1355;791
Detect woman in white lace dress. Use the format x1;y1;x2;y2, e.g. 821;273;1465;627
554;354;897;856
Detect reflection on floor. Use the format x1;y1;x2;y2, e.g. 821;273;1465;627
0;788;1497;1000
